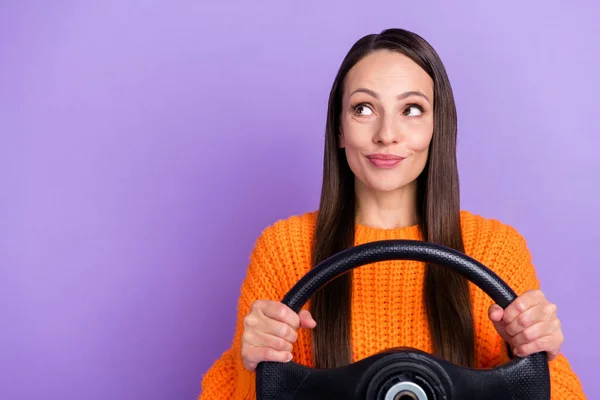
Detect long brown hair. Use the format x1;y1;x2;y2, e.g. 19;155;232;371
310;28;475;369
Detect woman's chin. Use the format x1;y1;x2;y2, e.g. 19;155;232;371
365;180;412;193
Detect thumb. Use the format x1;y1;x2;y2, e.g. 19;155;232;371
488;304;504;322
488;304;509;341
299;310;317;329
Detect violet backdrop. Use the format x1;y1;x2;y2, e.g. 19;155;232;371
0;1;598;399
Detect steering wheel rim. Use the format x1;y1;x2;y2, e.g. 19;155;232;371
255;239;550;400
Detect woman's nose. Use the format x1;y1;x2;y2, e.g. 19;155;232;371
373;117;400;145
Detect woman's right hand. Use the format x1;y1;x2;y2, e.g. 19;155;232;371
241;299;317;371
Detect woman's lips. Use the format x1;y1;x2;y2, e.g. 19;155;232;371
366;153;405;168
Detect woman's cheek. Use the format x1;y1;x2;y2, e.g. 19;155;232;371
403;123;433;154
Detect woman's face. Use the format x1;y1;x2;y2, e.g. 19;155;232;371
339;49;435;194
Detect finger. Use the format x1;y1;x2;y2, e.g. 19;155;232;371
242;329;294;352
505;303;556;337
259;301;301;330
488;304;511;342
502;290;545;325
510;319;561;349
488;304;504;322
513;334;561;359
491;319;510;343
242;345;293;371
257;315;299;343
299;310;317;329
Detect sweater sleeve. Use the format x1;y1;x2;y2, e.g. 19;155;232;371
198;227;285;400
491;224;587;399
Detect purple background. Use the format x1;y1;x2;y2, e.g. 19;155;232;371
1;1;598;399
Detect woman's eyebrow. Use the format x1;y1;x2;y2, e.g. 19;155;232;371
350;88;431;104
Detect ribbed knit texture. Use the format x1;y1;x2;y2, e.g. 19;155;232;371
199;210;586;399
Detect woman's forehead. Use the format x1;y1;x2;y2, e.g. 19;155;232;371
344;50;434;99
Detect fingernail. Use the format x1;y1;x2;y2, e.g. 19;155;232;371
287;353;293;361
513;349;521;357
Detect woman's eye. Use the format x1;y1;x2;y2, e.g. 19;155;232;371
354;104;374;116
403;105;423;117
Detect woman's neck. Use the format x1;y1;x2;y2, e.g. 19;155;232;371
354;179;419;229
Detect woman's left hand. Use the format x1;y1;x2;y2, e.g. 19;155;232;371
488;289;563;361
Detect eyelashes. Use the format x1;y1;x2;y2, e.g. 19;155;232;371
350;102;425;117
403;103;424;117
351;102;375;116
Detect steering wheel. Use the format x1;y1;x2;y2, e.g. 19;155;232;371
255;240;550;399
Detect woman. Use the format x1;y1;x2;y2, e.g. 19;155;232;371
199;28;585;399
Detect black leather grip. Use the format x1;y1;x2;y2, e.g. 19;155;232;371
281;239;517;311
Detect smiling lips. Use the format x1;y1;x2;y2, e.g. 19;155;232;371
366;153;405;168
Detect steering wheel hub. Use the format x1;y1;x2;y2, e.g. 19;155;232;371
386;382;427;400
360;348;448;400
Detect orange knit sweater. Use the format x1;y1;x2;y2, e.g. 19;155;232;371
199;210;586;399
